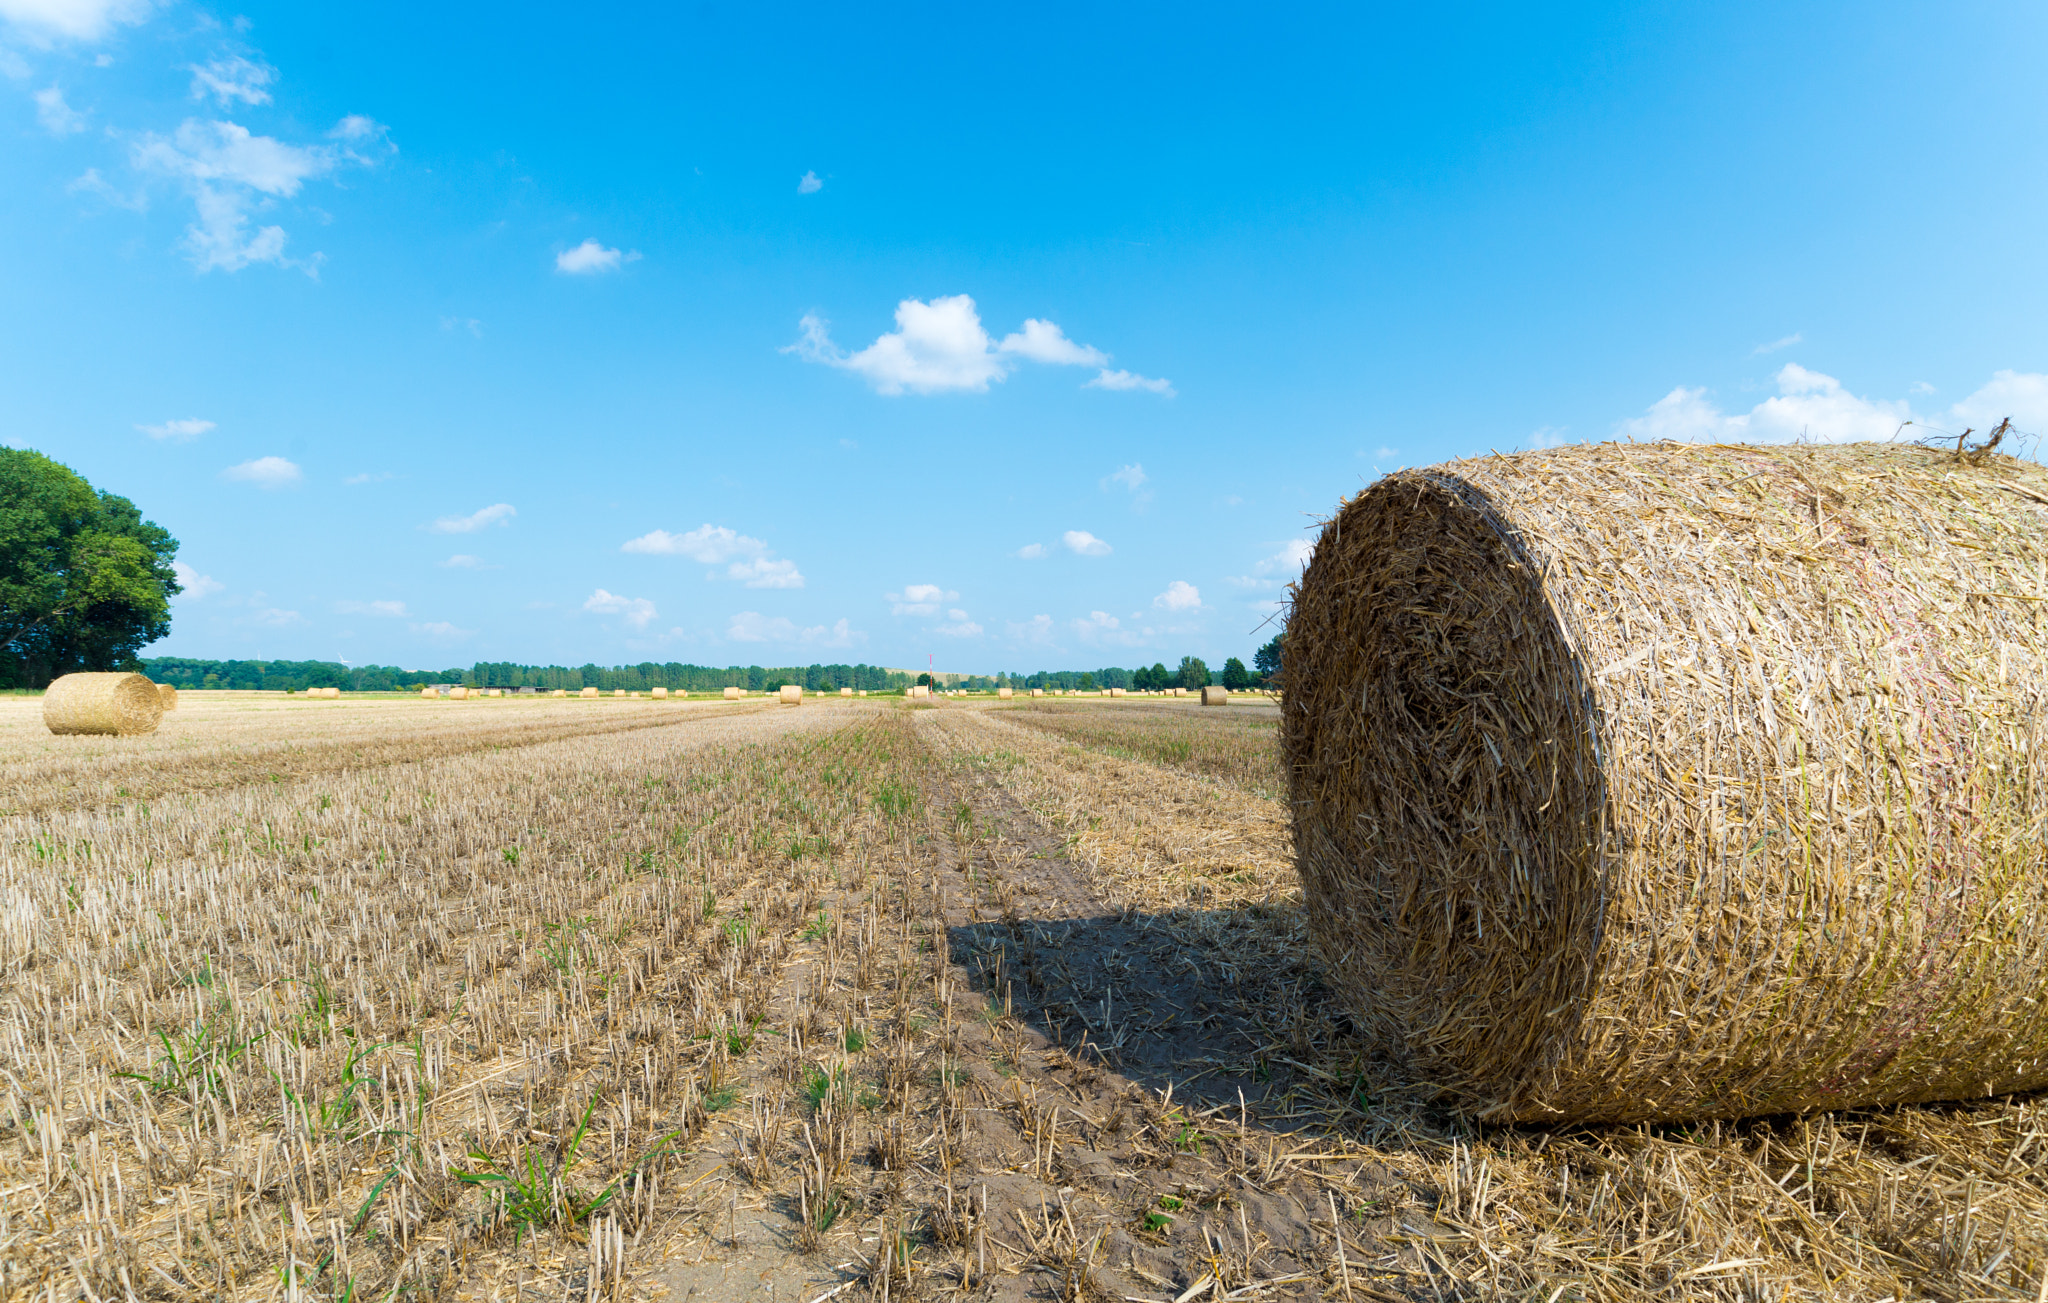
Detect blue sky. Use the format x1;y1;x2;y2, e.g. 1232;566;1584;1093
5;2;2046;673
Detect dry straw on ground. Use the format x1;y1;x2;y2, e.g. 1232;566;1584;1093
156;682;177;710
1286;438;2048;1124
42;671;164;736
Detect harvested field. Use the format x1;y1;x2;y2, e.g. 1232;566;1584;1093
3;694;2046;1301
1000;698;1285;798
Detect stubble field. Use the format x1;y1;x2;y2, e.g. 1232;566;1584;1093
3;693;2046;1302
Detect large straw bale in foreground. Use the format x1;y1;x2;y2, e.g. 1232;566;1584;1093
43;672;164;736
1285;440;2048;1124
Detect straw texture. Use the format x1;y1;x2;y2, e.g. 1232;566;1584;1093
43;672;164;737
1201;685;1228;706
1284;440;2048;1124
779;685;803;705
156;683;178;711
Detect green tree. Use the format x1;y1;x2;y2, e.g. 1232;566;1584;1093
0;449;180;688
1176;656;1209;690
1252;634;1283;685
1220;656;1249;689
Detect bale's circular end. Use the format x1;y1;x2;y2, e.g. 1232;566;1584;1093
43;672;166;736
1285;471;1602;1119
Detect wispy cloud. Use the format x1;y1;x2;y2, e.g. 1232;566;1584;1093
33;85;84;133
427;503;515;533
187;54;274;106
1751;332;1803;356
221;455;300;488
797;170;822;194
411;620;473;642
556;239;639;274
727;612;862;647
1618;365;2048;452
934;609;982;637
1062;529;1112;557
136;417;212;441
583;588;657;628
1226;539;1313;590
438;554;489;569
1085;368;1175;396
1015;543;1048;560
887;583;958;617
0;0;152;41
334;598;406;617
343;471;395;485
621;524;804;588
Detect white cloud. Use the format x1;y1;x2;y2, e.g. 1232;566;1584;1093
1948;370;2048;436
250;605;303;627
1015;543;1048;560
334;599;406;617
1071;610;1138;646
1062;529;1112;557
1613;365;2048;455
411;620;472;642
1007;614;1056;645
1228;539;1314;590
787;295;1148;397
428;503;515;534
33;85;82;133
556;239;638;274
188;54;274;106
1374;445;1399;461
343;471;394;485
1910;381;1937;396
1528;426;1574;449
583;588;658;629
998;319;1106;367
131;118;363;273
887;583;957;616
221;455;300;488
1103;463;1146;492
1152;580;1201;611
0;0;150;41
67;166;145;210
622;524;802;587
136;417;212;441
171;560;222;599
1621;364;1912;444
727;612;862;647
439;554;486;569
935;610;983;637
1752;332;1803;356
797;170;822;194
1085;368;1176;397
728;557;804;588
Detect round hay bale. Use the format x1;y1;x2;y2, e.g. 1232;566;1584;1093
1286;440;2048;1124
552;689;567;697
1031;688;1044;697
840;687;853;697
1200;685;1228;706
723;686;742;699
779;685;803;705
421;687;438;698
43;672;164;736
580;687;599;699
449;686;469;700
156;683;178;710
653;687;669;699
997;687;1013;699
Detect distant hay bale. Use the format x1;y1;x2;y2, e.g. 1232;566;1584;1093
1030;688;1043;697
156;683;178;710
43;672;164;736
580;687;599;699
1285;440;2048;1124
449;686;469;700
779;685;803;705
1200;685;1228;706
421;687;437;699
840;687;853;697
552;689;567;697
652;687;668;699
723;686;741;699
997;687;1013;699
858;690;868;696
1109;687;1126;697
